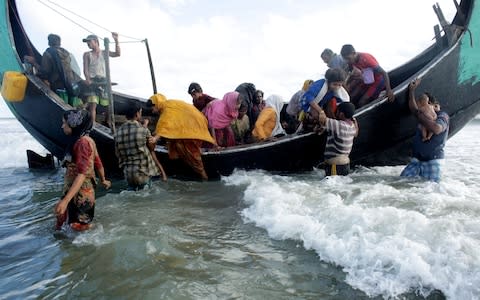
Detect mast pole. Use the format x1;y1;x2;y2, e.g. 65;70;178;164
103;37;115;133
144;39;157;94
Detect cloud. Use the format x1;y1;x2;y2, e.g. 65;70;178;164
158;0;188;10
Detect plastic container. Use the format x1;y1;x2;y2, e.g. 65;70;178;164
1;71;27;102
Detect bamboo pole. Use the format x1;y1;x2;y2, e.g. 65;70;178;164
103;37;115;133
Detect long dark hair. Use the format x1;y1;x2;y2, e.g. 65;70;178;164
235;82;257;127
63;109;93;160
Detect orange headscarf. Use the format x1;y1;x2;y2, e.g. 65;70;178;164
302;79;314;91
150;94;215;144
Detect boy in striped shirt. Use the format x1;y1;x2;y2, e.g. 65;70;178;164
318;102;359;176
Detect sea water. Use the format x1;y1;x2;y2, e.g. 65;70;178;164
0;117;479;299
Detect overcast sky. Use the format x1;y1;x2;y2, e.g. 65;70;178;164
1;0;456;117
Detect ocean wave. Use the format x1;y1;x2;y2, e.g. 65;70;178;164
224;170;480;299
0;119;48;168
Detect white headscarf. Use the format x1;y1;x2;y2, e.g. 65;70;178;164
265;94;286;137
312;81;350;105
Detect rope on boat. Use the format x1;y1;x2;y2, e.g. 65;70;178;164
35;0;144;43
33;0;158;94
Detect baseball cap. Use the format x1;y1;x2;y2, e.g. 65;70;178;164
82;34;98;42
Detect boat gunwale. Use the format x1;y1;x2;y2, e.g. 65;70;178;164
154;131;320;156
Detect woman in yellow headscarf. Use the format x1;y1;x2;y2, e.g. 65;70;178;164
148;93;216;180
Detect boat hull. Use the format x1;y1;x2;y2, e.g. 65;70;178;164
1;0;480;180
156;133;326;179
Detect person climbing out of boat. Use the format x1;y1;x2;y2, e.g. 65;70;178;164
317;102;358;176
24;34;82;105
81;33;121;128
285;79;314;133
340;44;394;107
55;109;111;231
321;48;348;71
188;82;216;112
231;101;250;145
416;92;438;141
147;93;216;180
299;68;350;132
114;102;167;191
400;78;449;182
203;91;243;147
252;95;286;141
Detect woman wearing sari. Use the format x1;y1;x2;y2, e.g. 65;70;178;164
55;109;111;231
148;93;216;180
203;91;242;147
284;79;314;133
252;94;286;141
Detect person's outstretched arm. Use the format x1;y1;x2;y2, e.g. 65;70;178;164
379;66;394;102
109;32;121;57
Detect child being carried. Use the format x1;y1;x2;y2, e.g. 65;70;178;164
416;92;438;141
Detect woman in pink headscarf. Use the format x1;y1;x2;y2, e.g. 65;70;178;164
203;91;242;147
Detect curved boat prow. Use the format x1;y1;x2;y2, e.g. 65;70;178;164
0;0;121;173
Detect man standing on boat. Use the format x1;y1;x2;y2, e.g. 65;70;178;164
24;34;82;104
401;78;449;182
82;32;121;128
317;102;358;176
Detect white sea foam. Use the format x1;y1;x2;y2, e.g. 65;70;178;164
0;119;48;168
224;122;480;299
224;167;480;299
2;112;480;298
72;223;127;247
146;241;157;255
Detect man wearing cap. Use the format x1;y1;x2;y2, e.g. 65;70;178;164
317;102;359;176
82;32;121;128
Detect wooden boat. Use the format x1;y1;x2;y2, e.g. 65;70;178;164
1;0;480;179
